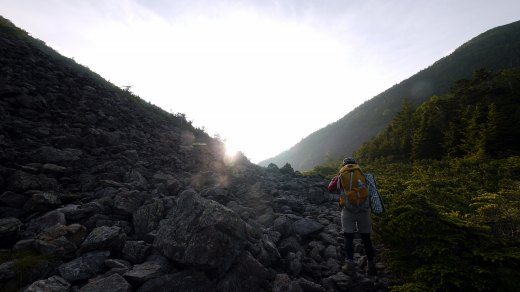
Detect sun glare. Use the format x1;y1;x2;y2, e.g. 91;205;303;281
66;5;359;163
224;140;240;159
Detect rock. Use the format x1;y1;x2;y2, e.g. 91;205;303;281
272;273;301;292
79;273;132;292
277;236;304;257
113;190;145;217
24;275;71;292
124;169;147;189
7;171;57;193
272;215;294;238
217;251;270;292
297;277;325;292
0;191;28;208
32;146;82;163
0;261;16;282
329;272;352;291
137;271;214;292
122;240;151;264
58;250;110;282
41;163;68;173
272;197;305;214
132;201;165;237
154;190;247;276
26;209;66;235
323;245;338;260
306;188;328;204
123;260;168;285
288;251;304;276
0;217;22;247
59;204;94;221
23;192;62;213
35;224;87;256
104;259;131;270
292;218;324;238
80;226;126;253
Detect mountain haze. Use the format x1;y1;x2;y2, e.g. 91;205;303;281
259;20;520;171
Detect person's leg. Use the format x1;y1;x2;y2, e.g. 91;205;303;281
356;211;376;275
344;232;354;260
341;209;356;272
360;233;374;262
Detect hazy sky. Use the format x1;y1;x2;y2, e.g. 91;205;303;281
2;1;519;163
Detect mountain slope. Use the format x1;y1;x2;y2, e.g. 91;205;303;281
0;16;394;291
259;20;520;171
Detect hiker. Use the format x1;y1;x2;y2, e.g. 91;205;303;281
328;157;376;275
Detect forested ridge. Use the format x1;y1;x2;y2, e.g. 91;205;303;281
308;69;520;291
261;20;520;171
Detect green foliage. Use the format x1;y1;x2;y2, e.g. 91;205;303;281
280;163;295;174
366;158;520;291
0;249;49;287
358;69;520;162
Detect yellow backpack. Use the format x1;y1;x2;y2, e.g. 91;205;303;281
338;164;369;208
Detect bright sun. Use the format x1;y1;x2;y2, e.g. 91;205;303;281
224;140;240;158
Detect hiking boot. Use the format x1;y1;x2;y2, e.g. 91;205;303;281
366;261;376;276
341;260;356;273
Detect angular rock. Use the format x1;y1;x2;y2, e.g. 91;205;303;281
137;271;214;292
0;217;22;247
132;200;165;237
123;260;167;285
324;245;338;260
297;277;325;292
0;261;15;282
24;275;71;292
272;215;294;238
217;251;270;292
32;146;82;163
23;192;62;213
0;191;28;208
154;190;247;276
122;240;151;264
7;170;57;193
79;273;132;292
293;218;324;237
80;226;126;253
58;250;110;282
113;191;145;217
35;224;87;256
272;273;301;292
277;236;304;257
26;209;66;234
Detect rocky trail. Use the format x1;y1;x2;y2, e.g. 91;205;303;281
0;16;391;291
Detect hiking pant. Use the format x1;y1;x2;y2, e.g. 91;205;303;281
340;208;371;233
341;208;374;261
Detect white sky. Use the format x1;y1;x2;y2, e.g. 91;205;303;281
2;0;520;163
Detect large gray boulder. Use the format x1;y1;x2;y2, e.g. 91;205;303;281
0;217;22;247
123;260;168;285
35;224;87;256
217;251;270;292
79;273;132;292
137;271;214;292
132;200;165;237
80;226;126;253
292;218;324;238
24;275;71;292
58;251;110;282
153;190;248;275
